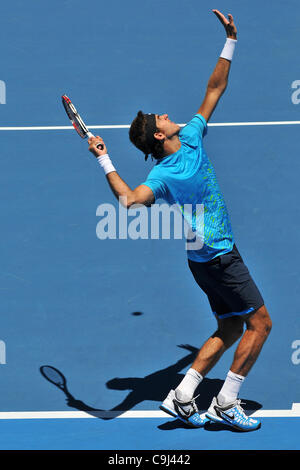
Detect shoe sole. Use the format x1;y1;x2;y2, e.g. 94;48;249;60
206;412;261;432
159;404;177;418
160;404;208;428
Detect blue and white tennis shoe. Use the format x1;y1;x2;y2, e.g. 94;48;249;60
206;396;261;431
160;389;209;427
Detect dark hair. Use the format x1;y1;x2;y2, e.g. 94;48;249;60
129;111;165;160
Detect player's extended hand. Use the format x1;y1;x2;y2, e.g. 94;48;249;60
213;9;237;40
88;136;108;157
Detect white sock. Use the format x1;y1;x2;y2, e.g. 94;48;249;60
217;370;245;405
175;368;203;402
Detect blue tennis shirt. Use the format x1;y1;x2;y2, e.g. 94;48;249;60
142;114;234;262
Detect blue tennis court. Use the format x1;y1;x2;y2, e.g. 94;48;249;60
0;0;299;452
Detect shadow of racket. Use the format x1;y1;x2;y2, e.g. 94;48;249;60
40;365;74;401
39;365;107;417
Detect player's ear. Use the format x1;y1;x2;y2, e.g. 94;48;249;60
154;131;165;141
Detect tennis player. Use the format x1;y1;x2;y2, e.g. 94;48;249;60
88;10;272;432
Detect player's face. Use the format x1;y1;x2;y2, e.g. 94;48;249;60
155;114;180;138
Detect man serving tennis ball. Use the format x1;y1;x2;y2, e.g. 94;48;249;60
88;10;272;432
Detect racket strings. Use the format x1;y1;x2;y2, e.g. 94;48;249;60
41;366;65;386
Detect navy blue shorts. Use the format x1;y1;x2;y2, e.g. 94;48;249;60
188;245;264;319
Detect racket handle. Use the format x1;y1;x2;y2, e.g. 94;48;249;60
87;131;104;151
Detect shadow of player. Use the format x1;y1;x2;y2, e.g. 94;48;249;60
40;344;262;429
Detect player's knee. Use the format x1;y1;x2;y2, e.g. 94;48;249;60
246;306;272;338
264;314;272;337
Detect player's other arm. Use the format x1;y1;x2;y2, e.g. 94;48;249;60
198;10;237;123
105;171;154;208
88;136;155;208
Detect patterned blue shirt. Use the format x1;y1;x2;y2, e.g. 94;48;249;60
142;114;234;262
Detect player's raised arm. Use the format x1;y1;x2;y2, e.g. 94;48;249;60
88;136;155;208
197;10;237;123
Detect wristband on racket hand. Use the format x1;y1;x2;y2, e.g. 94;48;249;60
220;38;237;61
97;154;116;175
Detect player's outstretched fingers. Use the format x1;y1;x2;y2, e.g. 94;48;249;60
212;9;229;25
212;9;237;38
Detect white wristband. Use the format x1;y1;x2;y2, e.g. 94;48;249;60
220;38;237;61
97;153;116;175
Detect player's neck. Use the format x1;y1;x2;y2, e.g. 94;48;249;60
163;134;181;156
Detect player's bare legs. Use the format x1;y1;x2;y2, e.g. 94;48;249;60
229;305;272;376
203;306;272;430
162;308;271;429
190;305;272;378
190;316;245;376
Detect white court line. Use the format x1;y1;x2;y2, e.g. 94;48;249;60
1;121;300;131
0;404;299;419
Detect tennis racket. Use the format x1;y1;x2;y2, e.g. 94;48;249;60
40;365;72;398
61;94;104;150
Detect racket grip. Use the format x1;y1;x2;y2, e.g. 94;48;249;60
87;131;104;151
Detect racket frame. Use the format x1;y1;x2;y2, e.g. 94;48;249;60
62;95;103;149
40;365;67;391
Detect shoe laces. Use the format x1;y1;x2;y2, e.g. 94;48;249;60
189;394;200;414
234;400;251;420
175;394;200;417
